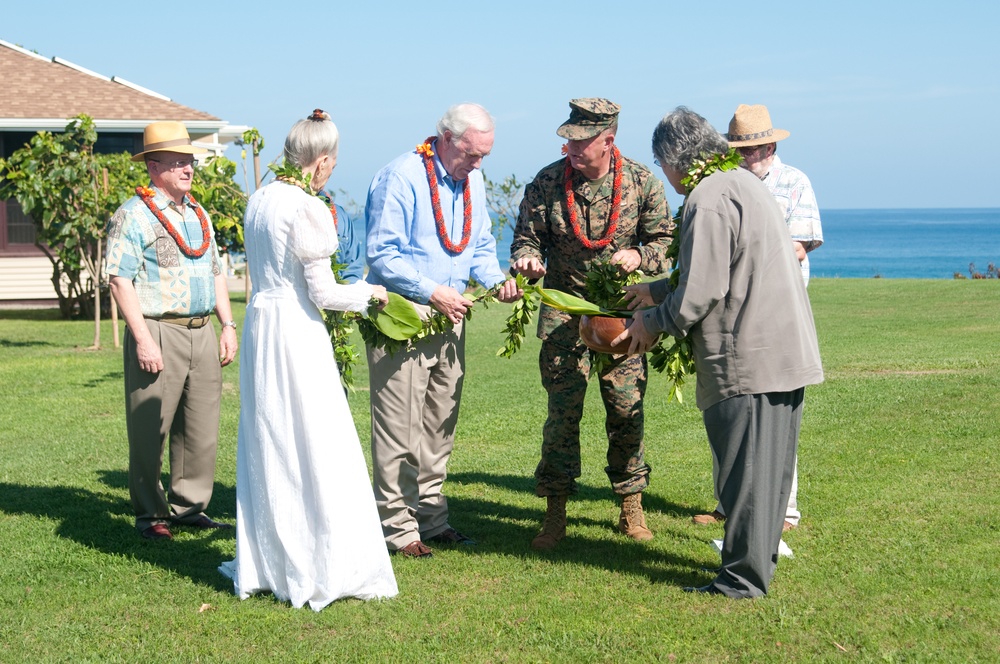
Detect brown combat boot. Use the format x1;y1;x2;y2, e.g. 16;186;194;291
618;493;654;541
531;495;567;550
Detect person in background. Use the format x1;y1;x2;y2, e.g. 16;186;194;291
104;121;238;541
509;98;672;550
615;106;823;598
318;190;365;283
691;104;823;531
365;103;521;558
220;110;397;609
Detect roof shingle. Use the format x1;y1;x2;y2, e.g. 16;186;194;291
0;41;219;122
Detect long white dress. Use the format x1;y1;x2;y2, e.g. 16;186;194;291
219;181;398;610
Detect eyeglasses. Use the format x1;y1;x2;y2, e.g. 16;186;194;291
456;146;489;161
153;158;198;170
653;158;661;167
736;145;762;156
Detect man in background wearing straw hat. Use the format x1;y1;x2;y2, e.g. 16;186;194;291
691;104;823;532
104;121;238;541
510;98;672;550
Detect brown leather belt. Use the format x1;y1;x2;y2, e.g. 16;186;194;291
155;314;211;329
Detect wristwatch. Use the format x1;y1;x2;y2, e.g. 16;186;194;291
222;320;237;330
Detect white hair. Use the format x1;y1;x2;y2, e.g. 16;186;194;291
283;110;339;168
436;103;495;140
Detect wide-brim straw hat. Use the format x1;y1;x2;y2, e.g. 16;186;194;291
726;104;790;147
131;121;208;162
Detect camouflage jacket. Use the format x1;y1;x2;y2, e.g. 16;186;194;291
510;155;673;341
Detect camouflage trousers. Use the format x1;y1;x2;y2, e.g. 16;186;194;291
534;336;650;497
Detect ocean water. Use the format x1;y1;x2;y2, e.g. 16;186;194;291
810;208;1000;279
494;208;1000;280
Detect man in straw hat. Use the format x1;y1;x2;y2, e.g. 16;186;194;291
690;104;823;532
510;98;672;550
104;121;238;540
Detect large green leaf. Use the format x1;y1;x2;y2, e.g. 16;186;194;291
368;292;423;340
538;288;629;318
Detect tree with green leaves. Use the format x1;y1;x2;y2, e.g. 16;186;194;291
483;172;524;241
0;114;253;345
0;115;146;324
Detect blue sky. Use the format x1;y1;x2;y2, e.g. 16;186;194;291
6;1;999;211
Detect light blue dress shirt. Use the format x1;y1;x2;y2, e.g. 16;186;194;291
365;144;504;303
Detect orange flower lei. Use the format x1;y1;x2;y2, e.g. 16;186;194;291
563;145;624;250
317;190;339;229
417;137;472;254
136;186;212;258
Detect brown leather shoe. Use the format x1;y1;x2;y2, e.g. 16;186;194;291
141;524;173;540
395;541;433;558
426;528;476;546
188;516;232;529
782;520;796;532
692;510;726;525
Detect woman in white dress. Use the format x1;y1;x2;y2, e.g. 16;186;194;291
219;110;398;610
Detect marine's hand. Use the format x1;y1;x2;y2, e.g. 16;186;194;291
511;256;546;280
610;248;642;273
495;278;523;303
429;285;473;324
621;283;654;310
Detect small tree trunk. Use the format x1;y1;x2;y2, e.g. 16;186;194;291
252;140;261;190
91;238;102;349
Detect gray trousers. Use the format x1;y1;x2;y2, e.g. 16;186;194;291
124;320;222;531
367;313;465;550
702;389;804;598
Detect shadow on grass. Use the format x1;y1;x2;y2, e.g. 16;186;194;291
0;472;238;592
82;370;124;388
446;471;711;588
0;338;56;348
450;470;711;519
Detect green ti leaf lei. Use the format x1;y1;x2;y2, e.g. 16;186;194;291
491;262;642;378
584;261;643;378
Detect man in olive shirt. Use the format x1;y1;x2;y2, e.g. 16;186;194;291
510;98;672;550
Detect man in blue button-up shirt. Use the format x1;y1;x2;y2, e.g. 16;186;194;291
365;103;520;558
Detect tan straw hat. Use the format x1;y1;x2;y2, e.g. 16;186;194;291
725;104;790;147
131;121;208;162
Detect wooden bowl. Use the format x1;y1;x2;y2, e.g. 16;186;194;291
579;315;632;354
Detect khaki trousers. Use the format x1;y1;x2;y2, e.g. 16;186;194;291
367;313;465;550
124;320;222;531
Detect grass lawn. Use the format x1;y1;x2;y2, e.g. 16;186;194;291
1;278;998;662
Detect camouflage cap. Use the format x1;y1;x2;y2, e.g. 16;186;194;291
556;98;621;140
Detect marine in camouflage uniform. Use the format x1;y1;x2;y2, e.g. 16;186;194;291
509;98;672;549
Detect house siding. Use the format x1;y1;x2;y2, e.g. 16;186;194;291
0;256;58;300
